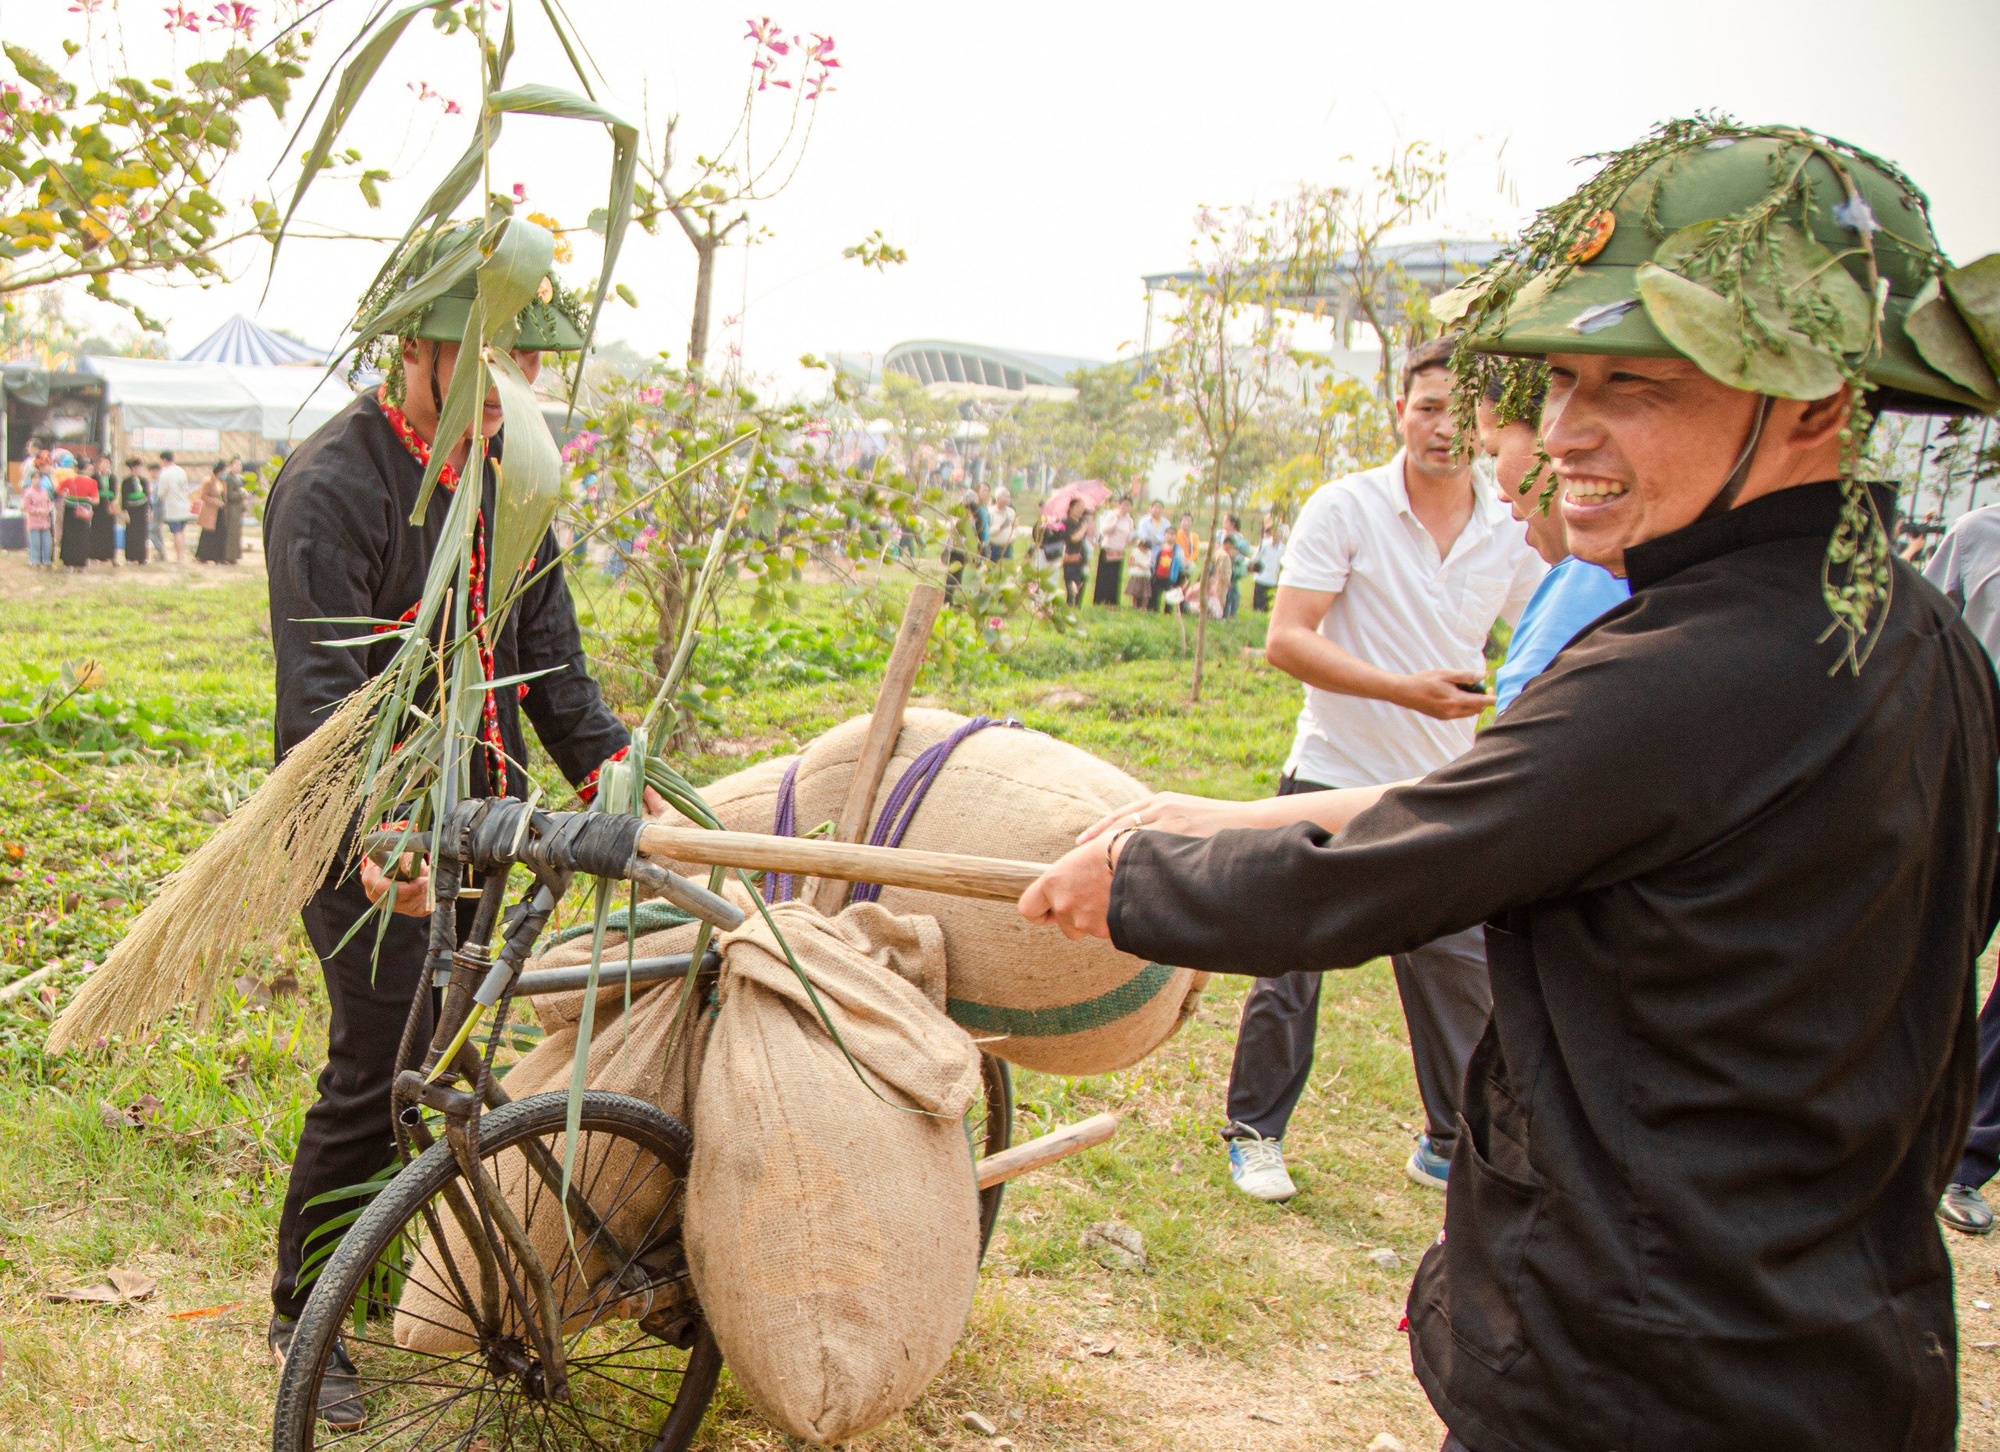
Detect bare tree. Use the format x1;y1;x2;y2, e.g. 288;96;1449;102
629;23;841;369
1151;204;1286;702
1276;144;1450;402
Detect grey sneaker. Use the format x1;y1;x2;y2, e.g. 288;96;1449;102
1225;1123;1297;1202
269;1314;366;1429
1939;1183;1995;1236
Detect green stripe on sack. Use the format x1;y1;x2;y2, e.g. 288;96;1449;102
947;962;1177;1038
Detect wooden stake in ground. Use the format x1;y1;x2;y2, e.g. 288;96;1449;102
805;583;944;914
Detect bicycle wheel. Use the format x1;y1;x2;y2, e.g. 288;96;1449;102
970;1053;1013;1259
273;1091;720;1452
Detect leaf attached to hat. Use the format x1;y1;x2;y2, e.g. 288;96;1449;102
1906;275;2000;403
1942;255;2000;383
1636;219;1874;400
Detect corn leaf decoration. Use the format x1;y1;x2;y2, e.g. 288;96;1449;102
48;0;664;1050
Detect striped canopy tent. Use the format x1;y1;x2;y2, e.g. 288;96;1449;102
179;315;328;367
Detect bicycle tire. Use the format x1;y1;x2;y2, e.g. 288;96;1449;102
272;1090;721;1452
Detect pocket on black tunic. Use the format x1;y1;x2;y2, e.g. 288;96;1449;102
1433;1110;1545;1376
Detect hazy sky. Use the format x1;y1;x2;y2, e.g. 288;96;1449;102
12;0;1999;394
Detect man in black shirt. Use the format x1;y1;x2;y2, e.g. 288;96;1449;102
1023;123;2000;1450
261;228;657;1425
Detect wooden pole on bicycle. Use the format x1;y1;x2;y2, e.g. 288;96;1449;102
806;583;944;915
635;823;1046;904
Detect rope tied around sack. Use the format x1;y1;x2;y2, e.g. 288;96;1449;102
767;715;1022;908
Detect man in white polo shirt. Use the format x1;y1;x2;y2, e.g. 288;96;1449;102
1223;335;1544;1202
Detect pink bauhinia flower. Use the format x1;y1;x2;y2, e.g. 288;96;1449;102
208;0;256;32
163;3;203;31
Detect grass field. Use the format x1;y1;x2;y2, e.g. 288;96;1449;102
1;550;1997;1452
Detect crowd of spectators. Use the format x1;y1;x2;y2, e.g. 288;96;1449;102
11;441;250;574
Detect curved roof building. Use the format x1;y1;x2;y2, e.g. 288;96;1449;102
882;340;1102;399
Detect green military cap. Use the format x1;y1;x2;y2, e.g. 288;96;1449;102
405;222;585;352
364;219;586;354
1438;118;2000;417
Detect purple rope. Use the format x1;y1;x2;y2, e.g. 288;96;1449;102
851;716;1017;904
765;757;803;902
766;716;1020;908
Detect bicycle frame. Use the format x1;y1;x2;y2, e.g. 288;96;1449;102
376;796;730;1393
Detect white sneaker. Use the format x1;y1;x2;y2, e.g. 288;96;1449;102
1226;1126;1297;1202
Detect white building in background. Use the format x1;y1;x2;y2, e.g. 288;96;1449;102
833;341;1106;403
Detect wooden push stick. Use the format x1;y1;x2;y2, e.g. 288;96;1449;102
636;822;1047;904
975;1112;1119;1189
806;582;945;915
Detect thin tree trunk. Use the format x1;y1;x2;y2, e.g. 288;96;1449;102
1189;451;1228;703
653;568;688;684
687;237;717;371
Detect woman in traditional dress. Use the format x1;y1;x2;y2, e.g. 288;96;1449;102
56;468;96;572
193;464;227;564
120;457;150;565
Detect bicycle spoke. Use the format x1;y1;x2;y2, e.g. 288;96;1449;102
564;1360;681;1404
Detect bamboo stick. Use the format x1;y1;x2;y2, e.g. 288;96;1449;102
975;1112;1119;1189
0;964;54;1004
635;823;1046;904
807;583;944;915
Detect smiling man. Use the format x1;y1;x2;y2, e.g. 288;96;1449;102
1022;122;2000;1451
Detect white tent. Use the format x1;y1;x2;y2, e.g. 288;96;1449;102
79;355;356;440
178;314;329;367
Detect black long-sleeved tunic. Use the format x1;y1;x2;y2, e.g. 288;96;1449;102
1110;480;2000;1452
263;392;627;795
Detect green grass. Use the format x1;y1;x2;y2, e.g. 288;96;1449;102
4;560;1995;1450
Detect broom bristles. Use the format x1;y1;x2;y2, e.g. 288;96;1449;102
47;680;387;1054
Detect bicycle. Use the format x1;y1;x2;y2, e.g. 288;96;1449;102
271;795;1013;1451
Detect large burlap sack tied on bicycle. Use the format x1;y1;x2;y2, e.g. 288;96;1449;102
687;898;981;1446
781;708;1207;1075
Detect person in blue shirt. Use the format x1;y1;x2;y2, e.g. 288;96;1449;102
1477;370;1629;712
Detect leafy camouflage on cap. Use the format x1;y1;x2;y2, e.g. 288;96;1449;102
1435;115;2000;672
350;218;588;401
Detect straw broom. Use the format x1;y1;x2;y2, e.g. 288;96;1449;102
46;680;387;1053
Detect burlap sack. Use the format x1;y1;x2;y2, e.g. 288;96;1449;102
392;913;728;1354
779;709;1208;1075
687;899;981;1446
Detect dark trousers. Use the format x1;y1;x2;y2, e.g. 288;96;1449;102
1955;948;2000;1188
1253;580;1274;612
1092;554;1123;607
1062;560;1088;605
123;503;148;563
1224;775;1494;1151
271;872;465;1319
